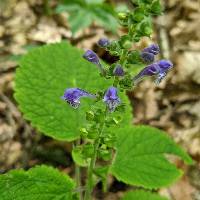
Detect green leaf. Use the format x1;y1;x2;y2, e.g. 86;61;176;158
91;5;118;33
0;165;76;200
111;125;193;189
15;42;113;141
121;190;168;200
15;42;132;141
68;9;93;35
85;0;105;4
55;4;81;13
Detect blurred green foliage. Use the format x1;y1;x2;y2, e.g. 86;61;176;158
55;0;119;35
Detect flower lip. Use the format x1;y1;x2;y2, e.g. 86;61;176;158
157;59;173;71
62;88;95;109
103;86;121;112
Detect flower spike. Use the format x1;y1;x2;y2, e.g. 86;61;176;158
103;87;121;112
61;88;96;109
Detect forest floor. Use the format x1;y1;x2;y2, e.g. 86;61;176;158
0;0;200;199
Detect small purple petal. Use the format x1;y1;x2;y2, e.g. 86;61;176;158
83;49;105;74
62;88;95;108
103;87;121;112
113;64;125;76
157;59;173;72
97;38;110;48
155;72;167;85
83;50;100;65
143;44;160;55
140;52;155;63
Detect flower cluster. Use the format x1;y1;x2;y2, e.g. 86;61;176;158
133;59;173;85
133;44;173;85
62;41;173;111
140;44;160;63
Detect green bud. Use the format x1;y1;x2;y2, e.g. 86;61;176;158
127;50;141;64
80;128;88;137
139;21;153;36
150;0;162;15
122;40;132;49
144;26;153;35
86;111;95;121
107;41;121;56
103;134;116;148
118;12;128;20
134;36;141;42
131;8;145;22
99;148;112;161
119;35;132;49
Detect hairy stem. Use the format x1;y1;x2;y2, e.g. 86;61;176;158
84;109;108;200
73;141;82;200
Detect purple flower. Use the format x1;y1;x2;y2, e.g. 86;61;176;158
133;59;173;85
83;50;105;74
98;38;110;48
140;52;155;63
157;59;173;71
61;88;95;108
143;44;160;55
83;50;100;65
113;64;125;76
103;87;121;112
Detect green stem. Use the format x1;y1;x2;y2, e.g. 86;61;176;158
119;49;128;66
43;0;51;15
73;141;82;200
84;109;108;200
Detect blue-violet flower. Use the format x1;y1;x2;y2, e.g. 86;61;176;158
83;50;100;65
133;59;173;85
83;50;105;74
113;64;125;76
103;87;121;112
140;52;155;63
142;44;160;55
62;88;95;108
98;38;110;48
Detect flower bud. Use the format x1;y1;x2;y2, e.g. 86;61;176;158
118;12;128;20
150;0;162;15
86;111;95;121
113;64;125;76
122;40;132;49
140;52;154;63
97;38;110;48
